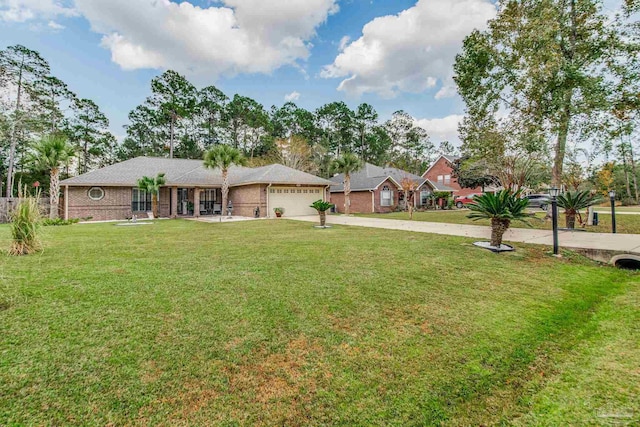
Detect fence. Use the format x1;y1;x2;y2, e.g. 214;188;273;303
0;198;51;223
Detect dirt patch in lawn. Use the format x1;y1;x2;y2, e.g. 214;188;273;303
223;336;329;425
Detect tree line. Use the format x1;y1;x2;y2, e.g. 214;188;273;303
0;45;117;198
1;44;456;199
117;69;452;177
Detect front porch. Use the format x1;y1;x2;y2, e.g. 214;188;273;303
167;187;223;218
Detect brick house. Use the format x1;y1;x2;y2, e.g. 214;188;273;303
60;157;332;221
329;163;454;214
422;155;484;198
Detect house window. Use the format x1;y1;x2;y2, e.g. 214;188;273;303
437;175;444;183
420;190;431;205
132;188;152;211
88;187;104;201
381;185;393;207
444;175;451;184
200;189;217;212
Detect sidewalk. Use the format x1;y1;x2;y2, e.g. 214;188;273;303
289;215;640;254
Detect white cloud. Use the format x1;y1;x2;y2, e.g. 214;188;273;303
47;20;64;30
321;0;496;98
73;0;339;77
284;91;301;102
338;35;350;51
0;0;77;22
414;114;464;145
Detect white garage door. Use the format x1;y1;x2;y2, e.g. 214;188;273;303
269;187;324;217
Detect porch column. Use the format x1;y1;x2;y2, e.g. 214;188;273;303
193;188;200;218
171;187;178;218
64;185;69;220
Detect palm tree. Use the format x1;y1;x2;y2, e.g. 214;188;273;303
137;173;166;218
310;200;333;227
28;134;75;219
331;153;363;215
203;145;247;217
557;190;602;229
467;190;531;248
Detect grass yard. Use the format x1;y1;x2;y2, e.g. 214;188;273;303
1;220;638;426
359;210;640;234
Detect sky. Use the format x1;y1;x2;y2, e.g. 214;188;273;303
0;0;502;145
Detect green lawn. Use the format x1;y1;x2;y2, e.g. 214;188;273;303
359;210;640;234
1;220;638;426
594;205;640;212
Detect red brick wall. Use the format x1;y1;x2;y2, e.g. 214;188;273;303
330;191;371;213
423;156;482;197
373;178;399;213
229;184;268;217
330;178;400;214
66;186;172;221
66;186;132;221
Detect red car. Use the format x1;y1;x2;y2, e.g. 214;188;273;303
454;194;479;209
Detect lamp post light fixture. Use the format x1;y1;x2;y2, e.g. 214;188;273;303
549;187;560;256
609;190;616;234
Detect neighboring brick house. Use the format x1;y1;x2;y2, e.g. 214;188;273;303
329;163;454;214
60;157;332;221
422;155;484;198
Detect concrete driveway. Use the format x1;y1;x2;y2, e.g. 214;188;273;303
289;215;640;254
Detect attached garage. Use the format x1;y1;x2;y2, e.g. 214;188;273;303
268;186;325;217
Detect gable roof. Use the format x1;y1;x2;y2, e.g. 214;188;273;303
329;163;427;193
60;157;332;187
425;179;456;192
422;154;460;178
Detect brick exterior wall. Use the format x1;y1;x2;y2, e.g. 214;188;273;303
66;186;131;221
65;186;172;221
229;184;268;218
423;156;482;197
66;184;326;221
330;178;400;214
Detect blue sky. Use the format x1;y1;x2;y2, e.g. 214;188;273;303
0;0;500;144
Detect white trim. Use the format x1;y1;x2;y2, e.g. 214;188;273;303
87;186;105;201
373;176;402;190
422;155;455;178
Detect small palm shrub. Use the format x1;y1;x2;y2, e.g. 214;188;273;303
9;187;43;255
467;190;530;248
556;190;602;229
310;200;333;226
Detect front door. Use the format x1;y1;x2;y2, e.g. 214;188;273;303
177;188;191;215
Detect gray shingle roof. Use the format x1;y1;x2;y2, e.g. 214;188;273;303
330;163;427;192
60;157;332;187
425;179;455;192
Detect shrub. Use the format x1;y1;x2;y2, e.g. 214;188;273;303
41;218;80;226
467;190;530;247
9;187;43;256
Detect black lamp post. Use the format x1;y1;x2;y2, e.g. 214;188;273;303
609;190;616;234
549;187;560;255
